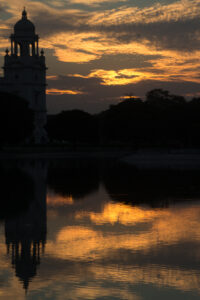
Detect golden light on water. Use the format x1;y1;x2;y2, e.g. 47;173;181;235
46;202;200;261
47;194;74;206
43;199;200;296
76;202;166;225
91;265;200;293
1;184;200;298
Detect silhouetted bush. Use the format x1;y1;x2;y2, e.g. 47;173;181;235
98;89;200;148
0;92;34;145
46;89;200;148
47;110;98;145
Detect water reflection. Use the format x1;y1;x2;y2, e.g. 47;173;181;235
0;164;35;219
0;160;47;293
48;160;100;200
0;159;200;299
102;163;200;207
48;160;200;206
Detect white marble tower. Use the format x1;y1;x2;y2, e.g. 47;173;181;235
0;9;48;143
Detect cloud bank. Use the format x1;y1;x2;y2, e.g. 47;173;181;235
1;0;200;112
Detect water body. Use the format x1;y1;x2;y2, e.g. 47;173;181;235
0;158;200;299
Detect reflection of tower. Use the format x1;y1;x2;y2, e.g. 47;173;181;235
5;160;47;292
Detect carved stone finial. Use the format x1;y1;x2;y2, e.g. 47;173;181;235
22;7;27;19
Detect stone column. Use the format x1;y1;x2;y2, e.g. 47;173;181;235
11;39;14;55
14;42;18;56
32;43;35;56
37;41;39;56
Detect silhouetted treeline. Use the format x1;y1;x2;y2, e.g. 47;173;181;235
0;92;34;145
47;110;99;146
47;89;200;148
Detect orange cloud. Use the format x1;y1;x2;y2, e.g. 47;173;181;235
69;0;127;5
46;75;58;80
2;0;200;90
46;88;85;95
89;0;200;25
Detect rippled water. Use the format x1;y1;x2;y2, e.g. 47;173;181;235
0;159;200;299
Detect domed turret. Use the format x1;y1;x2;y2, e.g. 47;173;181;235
1;9;48;144
14;8;35;36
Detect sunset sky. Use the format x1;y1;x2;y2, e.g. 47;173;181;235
0;0;200;113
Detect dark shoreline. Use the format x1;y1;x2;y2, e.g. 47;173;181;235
1;148;200;169
0;147;131;160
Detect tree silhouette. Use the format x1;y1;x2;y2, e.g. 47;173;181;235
0;92;34;145
47;109;98;145
45;89;200;148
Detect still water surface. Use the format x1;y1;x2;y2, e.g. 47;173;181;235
0;159;200;299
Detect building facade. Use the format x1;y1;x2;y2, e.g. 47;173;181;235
0;9;48;143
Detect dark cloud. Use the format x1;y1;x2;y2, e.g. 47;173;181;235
47;73;200;114
48;74;102;91
3;2;200;114
31;5;200;52
32;9;90;37
105;18;200;51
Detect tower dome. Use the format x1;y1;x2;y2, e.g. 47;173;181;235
1;9;48;144
14;9;35;36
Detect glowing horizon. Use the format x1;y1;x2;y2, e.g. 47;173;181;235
1;0;200;113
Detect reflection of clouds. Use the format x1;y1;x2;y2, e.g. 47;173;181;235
1;257;199;299
0;276;27;299
19;263;200;298
45;203;200;262
76;203;164;225
92;264;200;293
0;241;27;299
31;268;141;300
47;226;101;260
66;285;140;300
47;193;74;206
1;191;200;298
76;201;200;244
41;200;200;297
